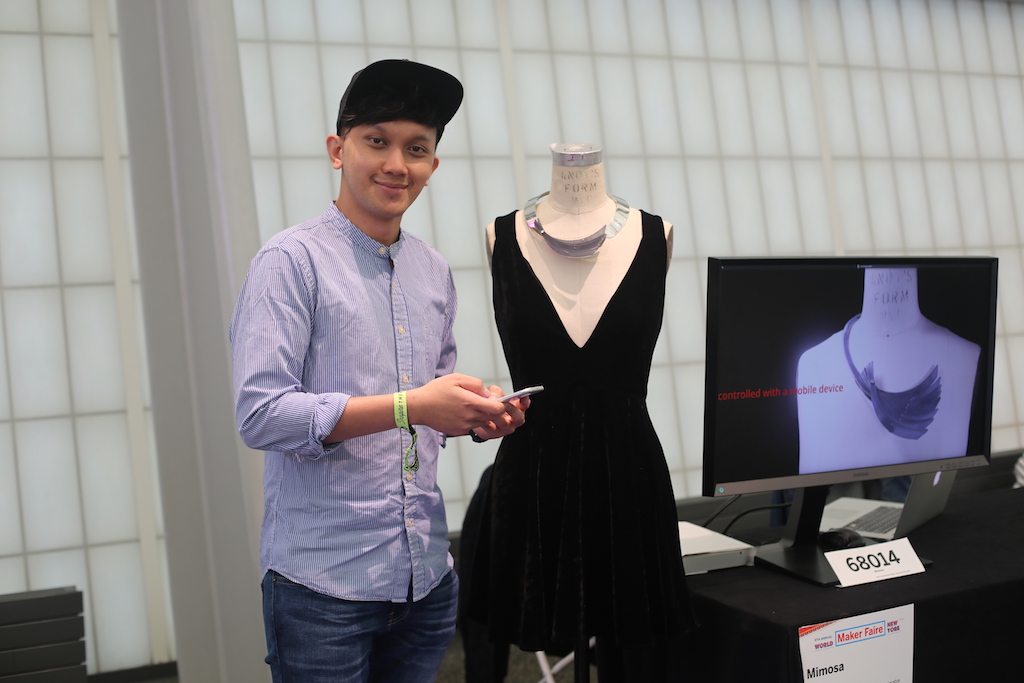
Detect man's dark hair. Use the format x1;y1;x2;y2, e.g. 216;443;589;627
336;84;447;144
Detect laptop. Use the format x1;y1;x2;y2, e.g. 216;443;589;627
818;470;957;541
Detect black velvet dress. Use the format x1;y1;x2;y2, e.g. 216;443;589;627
469;210;697;652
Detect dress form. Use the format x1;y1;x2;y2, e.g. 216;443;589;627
798;268;980;474
478;144;692;683
486;143;672;348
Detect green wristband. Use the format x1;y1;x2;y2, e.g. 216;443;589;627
393;392;418;472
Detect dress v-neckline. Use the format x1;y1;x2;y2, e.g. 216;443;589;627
511;210;647;349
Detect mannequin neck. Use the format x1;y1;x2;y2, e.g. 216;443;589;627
547;161;611;214
859;268;923;336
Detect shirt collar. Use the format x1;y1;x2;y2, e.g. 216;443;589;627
327;203;404;261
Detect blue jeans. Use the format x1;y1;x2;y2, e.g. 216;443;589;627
261;569;458;683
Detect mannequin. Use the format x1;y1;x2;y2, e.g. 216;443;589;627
798;267;980;474
486;142;672;347
471;143;695;683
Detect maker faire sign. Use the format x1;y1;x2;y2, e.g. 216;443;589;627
798;604;914;682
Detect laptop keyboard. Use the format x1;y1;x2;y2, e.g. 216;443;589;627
845;506;902;535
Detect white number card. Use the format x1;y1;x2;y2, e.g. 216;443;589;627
825;537;925;587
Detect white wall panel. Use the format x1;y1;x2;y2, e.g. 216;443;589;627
863;161;902;251
760;160;803;253
954;162;991;248
237;42;277;157
771;0;805;63
78;414;137;545
710;62;755;157
736;0;777;61
819;67;859;157
701;0;742;60
663;259;705;363
986;2;1019;76
461;51;511;157
0;425;22;556
780;66;819;157
454;0;500;50
839;0;876;67
314;0;363;43
850;68;889;157
724;160;768;254
552;55;604;147
0;161;60;287
911;73;949;158
0;36;48;157
674;60;719;156
88;543;150;671
627;0;670;56
55;161;114;284
44;36;101;157
665;0;705;58
40;0;91;33
687;160;732;254
971;76;1004;159
233;0;266;40
17;418;82;552
930;0;966;72
65;286;124;413
793;160;832;253
279;158;333;227
450;268;496;382
957;0;991;74
514;53;562;152
900;0;936;70
0;557;27;595
269;44;325;156
892;161;933;250
882;70;920;158
636;58;682;156
0;0;39;31
429;159;486;269
589;0;631;54
411;0;460;47
924;161;964;249
747;64;789;157
871;0;908;69
982;162;1017;246
5;289;72;418
809;0;845;65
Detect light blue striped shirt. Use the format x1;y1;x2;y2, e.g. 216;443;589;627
230;203;457;602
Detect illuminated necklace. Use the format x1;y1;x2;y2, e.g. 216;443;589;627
843;315;941;440
523;192;630;259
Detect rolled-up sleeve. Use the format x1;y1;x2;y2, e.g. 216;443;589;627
230;245;347;458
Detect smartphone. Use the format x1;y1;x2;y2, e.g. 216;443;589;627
500;385;544;403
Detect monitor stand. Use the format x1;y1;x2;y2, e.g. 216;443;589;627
754;485;839;586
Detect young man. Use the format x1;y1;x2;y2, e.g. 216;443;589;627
230;60;528;683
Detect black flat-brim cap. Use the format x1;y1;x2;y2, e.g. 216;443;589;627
337;59;464;135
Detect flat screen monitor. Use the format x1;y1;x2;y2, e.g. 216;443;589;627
702;256;998;584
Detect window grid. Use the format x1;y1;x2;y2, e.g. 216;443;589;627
0;0;170;674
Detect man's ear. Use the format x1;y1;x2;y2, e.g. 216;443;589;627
326;134;344;170
425;155;440;185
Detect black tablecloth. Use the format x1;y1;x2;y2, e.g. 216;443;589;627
679;487;1024;681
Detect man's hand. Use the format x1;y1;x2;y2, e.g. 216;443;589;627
406;374;504;436
468;384;529;442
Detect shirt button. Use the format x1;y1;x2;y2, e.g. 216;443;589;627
403;374;409;383
378;246;386;255
406;472;413;481
398;325;406;335
406;518;414;527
